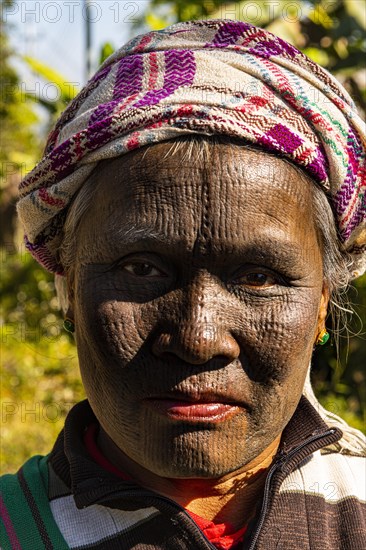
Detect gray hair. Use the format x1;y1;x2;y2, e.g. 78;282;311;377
56;135;365;456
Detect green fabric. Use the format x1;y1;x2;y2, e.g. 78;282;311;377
0;455;69;550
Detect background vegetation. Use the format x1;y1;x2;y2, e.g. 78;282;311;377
1;0;365;474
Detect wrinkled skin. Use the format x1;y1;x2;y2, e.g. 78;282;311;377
68;142;328;485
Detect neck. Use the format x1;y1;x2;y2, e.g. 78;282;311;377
97;430;281;530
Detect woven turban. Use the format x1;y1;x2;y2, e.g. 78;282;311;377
17;19;366;277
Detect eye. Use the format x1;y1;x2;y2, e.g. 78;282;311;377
231;270;279;288
123;262;165;278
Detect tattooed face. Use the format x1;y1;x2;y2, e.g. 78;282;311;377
69;141;327;478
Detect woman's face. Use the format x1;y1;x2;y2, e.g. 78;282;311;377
69;142;328;478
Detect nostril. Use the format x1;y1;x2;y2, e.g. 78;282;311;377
151;327;240;364
151;333;172;358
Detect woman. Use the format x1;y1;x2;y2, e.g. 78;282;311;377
1;19;365;550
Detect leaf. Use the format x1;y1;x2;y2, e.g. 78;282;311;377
99;42;115;65
307;3;335;29
267;18;304;48
22;56;80;102
303;47;330;66
344;0;366;29
145;12;170;30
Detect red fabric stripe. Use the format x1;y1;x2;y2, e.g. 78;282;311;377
134;33;153;53
84;424;132;481
0;494;23;550
342;164;366;224
126;132;140;151
38;188;65;208
187;510;247;550
148;52;159;89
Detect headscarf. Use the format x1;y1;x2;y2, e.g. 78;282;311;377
17;19;366;277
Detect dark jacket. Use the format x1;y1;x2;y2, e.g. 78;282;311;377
1;397;365;549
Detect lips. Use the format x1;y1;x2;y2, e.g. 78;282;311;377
143;391;246;422
144;399;240;422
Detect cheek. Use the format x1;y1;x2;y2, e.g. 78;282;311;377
95;301;148;361
237;290;320;380
275;291;320;359
73;273;155;420
231;290;321;428
75;270;156;364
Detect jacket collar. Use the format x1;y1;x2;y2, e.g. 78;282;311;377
49;396;342;509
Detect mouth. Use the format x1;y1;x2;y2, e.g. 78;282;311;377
143;392;245;423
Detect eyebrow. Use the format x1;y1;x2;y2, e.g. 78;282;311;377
113;226;174;247
110;225;308;268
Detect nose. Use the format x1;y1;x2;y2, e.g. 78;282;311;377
152;276;240;365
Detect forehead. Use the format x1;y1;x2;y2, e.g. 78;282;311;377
77;141;320;261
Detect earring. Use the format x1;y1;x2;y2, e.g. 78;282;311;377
63;318;75;333
316;328;329;346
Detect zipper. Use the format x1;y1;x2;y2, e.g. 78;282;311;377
247;428;336;550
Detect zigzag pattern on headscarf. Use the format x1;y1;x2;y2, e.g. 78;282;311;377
17;19;366;276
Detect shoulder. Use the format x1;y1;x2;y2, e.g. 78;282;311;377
265;450;366;549
0;455;69;550
280;449;366;504
0;454;49;498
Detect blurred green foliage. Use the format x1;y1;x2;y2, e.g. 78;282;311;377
0;4;83;474
312;275;366;432
1;250;84;473
0;0;41;178
0;0;365;474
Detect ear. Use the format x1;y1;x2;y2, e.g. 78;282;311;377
63;276;76;335
65;271;75;322
55;273;74;319
315;284;330;342
65;305;75;322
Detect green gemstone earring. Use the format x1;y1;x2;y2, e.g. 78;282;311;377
316;328;329;346
63;318;75;333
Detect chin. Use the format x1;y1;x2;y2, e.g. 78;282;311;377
137;428;263;479
147;457;242;480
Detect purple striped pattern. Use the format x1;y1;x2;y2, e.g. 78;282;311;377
134;50;196;108
342;192;366;242
334;128;363;216
45;64;114;155
248;37;299;59
209;20;252;46
305;150;328;184
258;123;304;153
89;55;144;126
